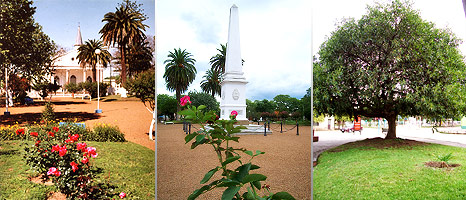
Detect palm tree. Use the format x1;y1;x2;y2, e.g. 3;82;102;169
126;41;153;78
77;39;111;82
201;69;222;97
163;48;197;117
209;43;244;74
99;1;148;85
209;43;227;74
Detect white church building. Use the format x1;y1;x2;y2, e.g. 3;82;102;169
51;26;104;93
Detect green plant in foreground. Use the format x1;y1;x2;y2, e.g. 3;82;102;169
437;153;453;164
179;96;295;200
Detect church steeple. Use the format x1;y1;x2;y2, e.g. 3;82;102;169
74;24;83;47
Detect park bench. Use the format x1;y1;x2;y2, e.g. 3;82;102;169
164;121;174;125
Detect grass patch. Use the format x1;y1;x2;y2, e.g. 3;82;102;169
0;140;154;199
314;138;466;199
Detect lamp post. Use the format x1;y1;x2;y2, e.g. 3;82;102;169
95;49;102;113
4;67;9;116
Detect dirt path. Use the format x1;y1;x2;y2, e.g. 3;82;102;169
157;123;312;200
1;97;155;151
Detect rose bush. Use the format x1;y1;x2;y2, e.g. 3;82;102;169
23;124;118;199
179;96;296;200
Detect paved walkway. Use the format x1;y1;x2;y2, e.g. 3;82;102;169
313;126;466;162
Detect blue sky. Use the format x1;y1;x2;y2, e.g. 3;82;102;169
31;0;466;101
33;0;155;53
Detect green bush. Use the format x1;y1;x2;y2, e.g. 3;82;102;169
64;82;82;94
89;123;126;142
78;82;109;98
41;102;55;123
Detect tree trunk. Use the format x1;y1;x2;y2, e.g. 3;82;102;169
385;115;397;139
176;89;181;120
120;46;127;86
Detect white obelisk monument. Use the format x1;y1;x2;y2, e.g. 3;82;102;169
220;4;248;121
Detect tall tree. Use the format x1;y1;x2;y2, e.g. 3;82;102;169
200;68;222;97
0;0;55;79
126;40;153;78
99;0;148;85
163;48;197;117
315;0;466;139
188;91;220;113
209;43;244;74
77;39;111;82
209;43;227;74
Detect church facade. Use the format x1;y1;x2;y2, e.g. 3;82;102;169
50;26;104;93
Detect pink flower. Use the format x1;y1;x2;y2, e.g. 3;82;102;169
231;110;238;117
86;147;98;158
81;156;89;164
30;132;38;137
180;96;191;106
52;127;59;132
77;143;87;151
47;167;61;177
119;192;126;199
70;161;79;172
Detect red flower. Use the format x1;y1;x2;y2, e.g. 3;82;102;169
35;140;41;147
231;110;238;117
52;127;59;132
77;143;87;151
15;129;25;135
70;161;79;172
51;144;60;152
66;134;80;143
48;131;55;137
47;167;61;177
30;132;38;137
58;146;67;157
180;96;191;106
81;156;89;164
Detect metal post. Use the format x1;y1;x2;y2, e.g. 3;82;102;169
280;121;283;133
183;121;186;133
94;49;102;113
264;122;267;136
4;67;9;116
296;121;299;135
189;122;191;134
257;121;259;125
268;121;270;131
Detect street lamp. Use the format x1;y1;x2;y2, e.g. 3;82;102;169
95;49;102;113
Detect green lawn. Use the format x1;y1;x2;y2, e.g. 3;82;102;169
314;139;466;200
0;140;155;199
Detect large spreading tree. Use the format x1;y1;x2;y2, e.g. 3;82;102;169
314;0;466;139
0;0;55;79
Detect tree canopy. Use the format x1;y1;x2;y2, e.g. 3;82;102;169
0;0;55;79
187;91;220;114
314;0;466;138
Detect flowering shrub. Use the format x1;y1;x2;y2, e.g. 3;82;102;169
23;125;118;199
179;96;296;200
0;125;21;141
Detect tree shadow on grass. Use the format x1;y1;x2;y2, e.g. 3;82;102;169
0;149;18;156
0;112;100;125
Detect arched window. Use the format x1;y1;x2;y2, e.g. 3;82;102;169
70;75;76;84
87;76;92;82
54;76;60;85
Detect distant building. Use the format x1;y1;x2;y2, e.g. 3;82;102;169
51;25;103;92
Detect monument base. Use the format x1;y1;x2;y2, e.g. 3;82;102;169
233;124;272;135
95;109;102;114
